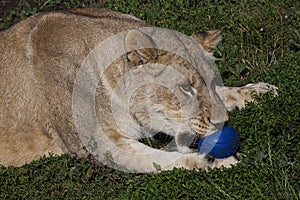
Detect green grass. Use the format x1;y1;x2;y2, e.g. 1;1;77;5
0;0;299;199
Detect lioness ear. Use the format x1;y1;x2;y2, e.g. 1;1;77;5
125;29;157;66
191;30;222;53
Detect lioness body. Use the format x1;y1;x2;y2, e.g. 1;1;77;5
0;9;148;166
0;8;277;172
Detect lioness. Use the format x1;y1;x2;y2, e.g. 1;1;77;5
0;8;277;172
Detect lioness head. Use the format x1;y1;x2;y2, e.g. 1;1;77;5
116;29;228;150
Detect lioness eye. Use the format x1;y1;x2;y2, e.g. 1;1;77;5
180;82;194;96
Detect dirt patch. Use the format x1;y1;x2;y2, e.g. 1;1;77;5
0;0;39;18
0;0;19;17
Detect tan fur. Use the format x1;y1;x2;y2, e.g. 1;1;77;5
0;8;278;172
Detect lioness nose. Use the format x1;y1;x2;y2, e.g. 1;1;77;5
209;111;229;125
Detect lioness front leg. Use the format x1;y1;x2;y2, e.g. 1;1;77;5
217;82;278;111
102;138;238;173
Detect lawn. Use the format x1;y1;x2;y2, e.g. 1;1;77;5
0;0;299;199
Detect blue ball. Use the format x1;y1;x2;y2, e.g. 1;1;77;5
198;125;239;158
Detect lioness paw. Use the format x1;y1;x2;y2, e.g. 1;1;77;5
173;153;239;171
245;82;279;97
222;82;279;111
212;156;240;169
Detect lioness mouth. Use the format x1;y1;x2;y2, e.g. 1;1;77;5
189;135;201;149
